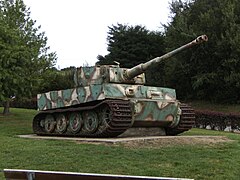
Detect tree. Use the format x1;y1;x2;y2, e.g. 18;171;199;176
97;23;166;86
0;0;57;114
38;66;76;93
163;0;240;103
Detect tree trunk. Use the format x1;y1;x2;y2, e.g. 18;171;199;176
3;100;10;115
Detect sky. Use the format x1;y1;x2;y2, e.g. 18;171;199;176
23;0;172;69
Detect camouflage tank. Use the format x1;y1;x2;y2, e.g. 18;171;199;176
33;35;208;137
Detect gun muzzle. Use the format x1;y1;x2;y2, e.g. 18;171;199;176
195;35;208;44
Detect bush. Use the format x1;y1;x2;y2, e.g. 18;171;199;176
195;110;240;131
10;98;37;110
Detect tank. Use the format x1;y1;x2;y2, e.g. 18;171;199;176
33;35;208;137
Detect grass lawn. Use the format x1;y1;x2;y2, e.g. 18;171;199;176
0;107;240;180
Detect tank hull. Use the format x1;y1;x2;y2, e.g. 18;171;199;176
37;84;180;125
33;84;195;137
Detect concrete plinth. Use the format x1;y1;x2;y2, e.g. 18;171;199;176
119;127;166;137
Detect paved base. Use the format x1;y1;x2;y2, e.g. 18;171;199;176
18;134;167;144
18;134;229;145
119;127;166;137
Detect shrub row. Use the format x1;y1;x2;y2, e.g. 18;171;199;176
10;98;37;110
195;110;240;131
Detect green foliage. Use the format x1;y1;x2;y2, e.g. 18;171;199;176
164;0;240;103
190;100;240;113
0;0;56;106
38;67;76;93
97;23;166;86
0;108;240;179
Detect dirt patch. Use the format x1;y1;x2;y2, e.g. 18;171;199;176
19;134;234;149
115;136;234;149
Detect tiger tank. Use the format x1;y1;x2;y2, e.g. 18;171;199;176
33;35;208;137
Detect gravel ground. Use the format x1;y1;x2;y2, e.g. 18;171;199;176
19;134;234;148
116;136;234;148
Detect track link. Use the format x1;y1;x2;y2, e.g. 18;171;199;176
166;103;195;135
33;100;132;138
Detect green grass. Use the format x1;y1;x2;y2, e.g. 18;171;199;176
0;107;240;180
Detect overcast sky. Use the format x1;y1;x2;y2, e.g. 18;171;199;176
23;0;172;69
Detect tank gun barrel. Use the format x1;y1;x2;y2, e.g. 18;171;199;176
124;35;208;80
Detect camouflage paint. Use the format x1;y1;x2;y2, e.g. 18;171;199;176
132;100;181;127
38;85;105;110
103;84;176;100
73;65;145;87
38;84;177;109
74;66;104;86
37;83;180;126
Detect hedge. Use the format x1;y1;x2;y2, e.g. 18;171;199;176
10;98;37;110
195;110;240;132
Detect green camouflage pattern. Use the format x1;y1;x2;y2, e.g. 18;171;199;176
74;65;145;87
37;81;180;126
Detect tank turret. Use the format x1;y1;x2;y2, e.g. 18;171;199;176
33;35;208;137
73;35;208;87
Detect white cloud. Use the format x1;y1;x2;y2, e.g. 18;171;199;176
23;0;171;69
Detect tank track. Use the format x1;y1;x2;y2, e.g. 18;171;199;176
33;100;132;138
166;104;195;135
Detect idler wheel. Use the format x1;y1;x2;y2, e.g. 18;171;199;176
68;112;82;134
56;113;68;134
82;111;98;133
44;114;56;133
